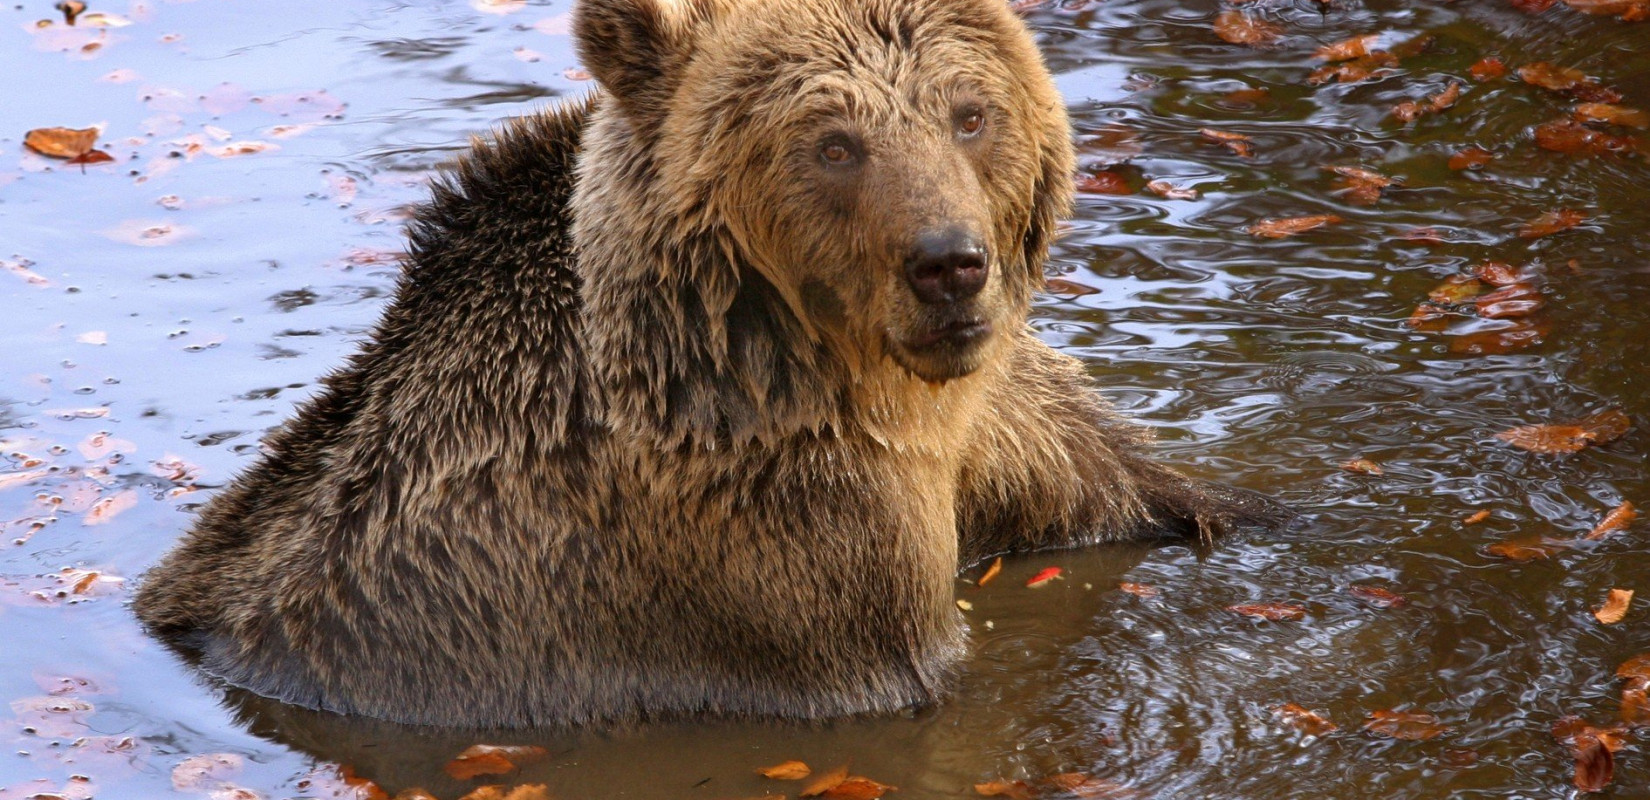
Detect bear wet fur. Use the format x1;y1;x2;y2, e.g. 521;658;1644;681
134;0;1286;728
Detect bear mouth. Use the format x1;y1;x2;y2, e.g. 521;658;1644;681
889;315;995;382
906;317;992;351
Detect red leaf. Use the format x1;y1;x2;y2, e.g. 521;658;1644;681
1213;10;1282;47
1247;214;1341;238
1026;567;1063;588
1517;209;1586;239
1364;710;1451;740
1275;703;1339;736
443;745;549;780
1075;171;1131;195
1228;602;1306;621
1348;585;1406;608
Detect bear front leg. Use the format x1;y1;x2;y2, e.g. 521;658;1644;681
956;331;1290;565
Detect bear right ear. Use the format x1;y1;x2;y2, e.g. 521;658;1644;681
574;0;708;127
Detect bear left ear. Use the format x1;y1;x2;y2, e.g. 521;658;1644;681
574;0;712;128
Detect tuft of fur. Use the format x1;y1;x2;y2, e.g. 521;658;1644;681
134;0;1287;728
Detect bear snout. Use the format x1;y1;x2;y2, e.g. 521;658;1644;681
902;226;990;307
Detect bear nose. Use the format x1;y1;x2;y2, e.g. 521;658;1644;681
903;228;989;306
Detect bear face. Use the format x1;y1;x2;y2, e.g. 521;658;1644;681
575;0;1074;386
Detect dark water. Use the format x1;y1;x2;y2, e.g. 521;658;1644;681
3;1;1649;798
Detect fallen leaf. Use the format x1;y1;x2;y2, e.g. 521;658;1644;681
1464;510;1492;525
1329;166;1395;205
1309;52;1399;85
1553;717;1626;792
1275;703;1339;736
759;761;811;780
1475;283;1544;318
974;781;1033;800
1315;34;1379;62
1405;303;1451;332
444;745;548;781
1573;103;1650;128
1535;119;1637;155
210;141;278;158
1075;171;1130;195
455;786;549;800
1200;128;1254;157
1563;0;1650;21
1145;179;1198;200
82;490;137;525
1497;410;1629;454
1041;773;1135;798
1044;278;1100;296
1119;582;1159;598
1449;321;1549;355
1449;147;1495;170
24;127;99;158
1618;653;1650;689
172;753;244;792
1247;214;1341;238
1213;10;1281;47
1341;458;1383;475
1428;275;1486;304
1026;567;1062;588
978;557;1003;586
1349;585;1406;608
1364;710;1450;740
1519;209;1586;239
957;599;973;611
1518;62;1622;103
801;764;851;797
823;777;896;799
1485;536;1576;561
1469;57;1508;81
1622;687;1650;727
1473;262;1525;286
1586;501;1636;540
1595;589;1633;624
471;0;525;14
1228;603;1306;621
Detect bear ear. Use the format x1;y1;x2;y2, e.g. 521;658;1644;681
574;0;710;126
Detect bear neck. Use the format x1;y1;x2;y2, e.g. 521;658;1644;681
572;100;991;452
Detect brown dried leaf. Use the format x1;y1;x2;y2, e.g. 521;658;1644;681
1449;147;1495;170
443;745;549;781
1574;103;1650;128
1519;62;1622;102
974;781;1033;800
1200;128;1254;157
1364;710;1450;740
1475;283;1544;319
978;557;1003;586
1595;589;1633;624
1519;209;1586;239
1247;214;1341;239
456;786;550;800
1341;458;1383;475
1275;703;1339;736
1473;262;1524;286
172;753;244;791
1315;34;1379;62
1213;10;1281;47
1075;171;1131;195
1622;687;1650;727
1485;536;1576;561
823;777;896;799
24;127;99;158
1349;585;1406;608
1464;510;1492;525
1553;717;1625;792
1145;179;1198;200
1469;57;1508;81
1564;0;1650;20
1586;501;1637;540
1498;410;1629;455
1406;303;1450;332
1449;321;1549;355
1228;603;1306;621
801;764;851;797
82;490;137;525
1044;278;1099;296
1119;582;1160;598
759;761;811;780
1535;119;1637;155
1429;275;1486;305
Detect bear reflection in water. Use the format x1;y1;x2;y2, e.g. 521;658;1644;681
135;0;1288;729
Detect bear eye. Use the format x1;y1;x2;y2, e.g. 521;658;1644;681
818;135;859;167
957;110;986;138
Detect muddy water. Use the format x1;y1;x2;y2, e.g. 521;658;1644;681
2;1;1648;798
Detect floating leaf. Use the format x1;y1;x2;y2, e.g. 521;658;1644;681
974;781;1033;800
1275;703;1339;736
978;557;1003;586
1469;57;1508;81
1349;585;1406;608
1595;589;1633;624
1341;458;1383;475
1200;128;1254;157
1473;262;1525;286
1497;410;1628;454
1364;709;1450;740
1247;214;1342;238
444;745;548;781
1428;275;1486;305
1026;567;1063;588
1518;62;1622;102
1449;148;1495;170
1075;171;1131;195
24;127;99;158
1119;582;1159;598
823;777;896;799
1553;717;1626;793
759;761;811;781
1586;501;1636;540
172;753;244;792
1145;179;1198;200
83;490;138;525
1519;209;1586;239
1475;283;1544;319
800;764;851;797
1449;321;1549;355
1329;166;1395;205
1563;0;1650;21
456;785;550;800
1485;536;1576;561
1535;119;1636;155
1044;278;1099;296
1464;510;1492;525
1315;34;1379;62
1228;603;1306;621
1212;10;1281;47
1573;103;1650;128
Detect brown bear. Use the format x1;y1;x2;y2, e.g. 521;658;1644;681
134;0;1285;728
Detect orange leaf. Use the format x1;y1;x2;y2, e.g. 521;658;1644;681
1026;567;1062;588
24;127;99;159
1595;589;1633;624
1473;262;1524;286
1534;119;1637;155
1518;62;1622;102
1449;322;1549;355
974;781;1033;800
1553;717;1625;792
1498;410;1629;455
1199;128;1254;157
82;490;137;526
1448;147;1495;170
1618;653;1650;689
1315;34;1379;62
1363;710;1450;740
1464;510;1492;525
456;786;550;800
1341;458;1383;475
977;557;1003;587
1045;278;1100;296
1622;687;1650;727
1145;179;1198;200
1468;57;1508;81
1484;536;1576;561
1587;501;1637;540
1119;582;1159;598
1348;585;1406;608
1428;275;1486;304
172;753;244;791
1574;103;1649;128
1475;283;1544;319
1228;603;1306;621
758;761;811;780
443;745;548;781
1274;703;1338;736
1075;171;1131;195
1212;10;1281;47
800;764;850;797
1041;773;1135;798
1405;304;1450;332
1247;214;1341;239
823;777;896;799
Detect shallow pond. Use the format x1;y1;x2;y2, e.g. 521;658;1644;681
3;0;1649;798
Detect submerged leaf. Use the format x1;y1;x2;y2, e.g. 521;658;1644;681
1228;603;1306;621
1595;589;1633;624
1364;709;1450;740
758;761;811;780
1213;10;1282;47
1275;703;1339;736
1585;501;1637;540
443;745;549;781
1248;214;1341;238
